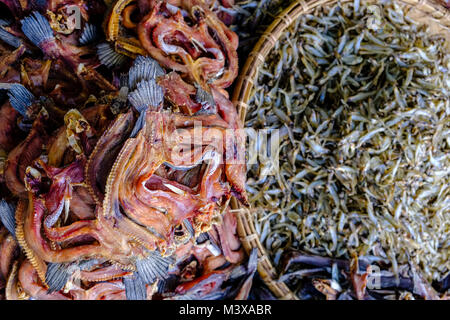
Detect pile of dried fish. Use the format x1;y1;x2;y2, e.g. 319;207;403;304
246;0;449;298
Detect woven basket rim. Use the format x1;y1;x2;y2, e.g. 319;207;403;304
231;0;450;300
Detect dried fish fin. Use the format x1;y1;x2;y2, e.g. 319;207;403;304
155;274;178;295
128;79;164;111
135;251;175;285
196;232;209;245
129;109;147;138
97;43;128;68
123;273;147;300
0;26;22;48
183;219;195;239
128;56;165;90
45;262;71;293
0;19;11;26
5;84;36;117
195;85;217;115
79;23;99;45
207;231;222;256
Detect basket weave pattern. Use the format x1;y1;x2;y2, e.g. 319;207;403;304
231;0;450;300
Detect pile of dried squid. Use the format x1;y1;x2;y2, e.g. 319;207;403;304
0;0;269;300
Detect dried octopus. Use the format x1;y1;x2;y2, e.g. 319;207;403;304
0;0;254;300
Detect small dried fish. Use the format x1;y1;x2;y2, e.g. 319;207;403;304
244;0;450;300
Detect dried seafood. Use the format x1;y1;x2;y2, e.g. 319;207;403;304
245;0;449;299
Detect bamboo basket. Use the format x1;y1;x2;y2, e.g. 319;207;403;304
231;0;450;300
